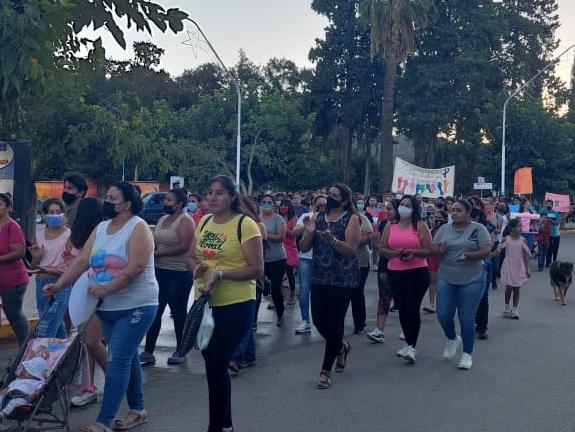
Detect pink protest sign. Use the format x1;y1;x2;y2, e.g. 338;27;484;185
544;193;570;213
509;213;540;233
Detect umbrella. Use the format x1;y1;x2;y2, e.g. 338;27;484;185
180;293;210;356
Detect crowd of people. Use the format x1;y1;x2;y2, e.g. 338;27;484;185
0;173;569;432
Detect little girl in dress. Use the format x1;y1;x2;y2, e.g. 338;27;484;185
499;218;531;319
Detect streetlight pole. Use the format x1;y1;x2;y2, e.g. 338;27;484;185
501;44;575;197
184;18;242;191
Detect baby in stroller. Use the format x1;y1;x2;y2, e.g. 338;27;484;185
0;357;48;427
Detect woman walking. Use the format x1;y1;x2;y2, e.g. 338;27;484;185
29;198;71;339
280;199;299;306
141;188;195;366
260;195;287;326
300;184;360;389
500;218;531;317
379;195;432;363
433;199;492;370
0;193;29;346
45;182;158;432
188;175;263;432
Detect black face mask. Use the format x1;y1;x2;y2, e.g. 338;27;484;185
62;191;77;205
102;201;119;219
164;205;175;215
547;205;552;210
325;196;341;212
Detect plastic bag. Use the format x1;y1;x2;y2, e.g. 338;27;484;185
195;303;214;351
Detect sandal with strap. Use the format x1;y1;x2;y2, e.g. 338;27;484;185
335;341;351;373
316;371;332;390
112;410;149;431
80;423;113;432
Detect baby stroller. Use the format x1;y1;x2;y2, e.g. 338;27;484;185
0;300;87;432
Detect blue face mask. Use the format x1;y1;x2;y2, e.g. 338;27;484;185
187;202;198;212
261;202;274;210
357;203;365;211
46;213;64;228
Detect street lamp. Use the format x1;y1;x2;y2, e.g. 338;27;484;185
501;44;575;196
184;18;242;191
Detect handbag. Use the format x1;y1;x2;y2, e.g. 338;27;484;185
180;292;211;356
195;302;214;351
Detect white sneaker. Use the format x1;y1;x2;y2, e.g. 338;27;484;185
442;335;462;359
458;353;473;370
502;304;511;318
404;346;417;363
366;328;385;344
509;308;520;320
399;331;405;340
396;344;410;357
71;388;98;407
295;322;312;334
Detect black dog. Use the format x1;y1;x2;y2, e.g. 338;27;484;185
550;261;573;305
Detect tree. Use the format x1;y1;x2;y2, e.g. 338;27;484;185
132;41;165;69
364;0;431;193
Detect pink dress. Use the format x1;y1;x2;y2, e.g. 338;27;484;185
500;236;530;287
283;218;299;268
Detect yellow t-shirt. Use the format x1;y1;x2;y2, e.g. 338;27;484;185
195;214;261;307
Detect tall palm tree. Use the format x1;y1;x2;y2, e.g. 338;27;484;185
365;0;431;193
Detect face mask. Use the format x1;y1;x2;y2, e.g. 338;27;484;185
357;203;365;211
398;205;412;219
326;196;341;212
547;205;552;210
102;201;119;219
164;205;175;215
261;202;273;210
46;213;64;228
62;191;77;205
187;203;198;212
275;200;282;207
279;206;289;216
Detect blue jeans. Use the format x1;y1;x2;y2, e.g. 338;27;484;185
475;260;491;333
436;274;485;354
232;290;261;364
298;258;312;323
35;276;71;339
538;244;548;270
96;305;157;428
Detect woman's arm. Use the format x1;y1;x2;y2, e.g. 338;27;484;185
299;215;316;253
267;218;286;242
358;223;372;248
378;224;403;258
523;248;531;277
90;223;154;298
286;217;299;238
408;222;433;257
0;242;26;263
28;236;43;269
257;222;268;241
460;244;492;261
328;214;360;258
155;216;196;258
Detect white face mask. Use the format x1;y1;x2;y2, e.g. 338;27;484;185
398;205;413;219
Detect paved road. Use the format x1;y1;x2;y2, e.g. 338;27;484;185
2;234;575;432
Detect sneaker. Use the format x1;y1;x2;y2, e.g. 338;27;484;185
399;331;405;340
295;322;312;334
240;359;257;368
458;353;473;370
443;335;462;359
404;346;417;363
366;329;385;344
276;316;284;327
509;308;520;320
422;305;436;313
228;360;241;374
267;303;275;310
71;386;98;407
167;351;187;365
353;326;366;335
502;304;511;318
139;351;156;366
476;331;489;340
396;345;410;357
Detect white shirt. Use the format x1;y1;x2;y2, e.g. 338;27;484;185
296;212;315;260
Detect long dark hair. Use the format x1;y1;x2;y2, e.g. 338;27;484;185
280;199;295;220
168;188;188;209
400;195;421;229
387;198;401;224
111;181;144;215
70;198;103;249
207;175;248;216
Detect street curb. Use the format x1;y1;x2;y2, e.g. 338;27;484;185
0;318;38;343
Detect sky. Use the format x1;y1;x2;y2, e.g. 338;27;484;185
98;0;574;85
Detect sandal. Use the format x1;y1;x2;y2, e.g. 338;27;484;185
335;341;351;373
112;410;149;431
316;371;332;390
80;424;113;432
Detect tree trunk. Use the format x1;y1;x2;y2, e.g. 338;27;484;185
414;125;438;168
363;139;372;196
246;130;261;196
379;49;398;194
340;124;352;184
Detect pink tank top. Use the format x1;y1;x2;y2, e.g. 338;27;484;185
387;224;428;271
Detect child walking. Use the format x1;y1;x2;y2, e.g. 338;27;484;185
500;218;531;319
536;214;550;272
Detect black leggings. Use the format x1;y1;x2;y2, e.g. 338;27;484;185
351;266;370;330
285;265;296;294
145;268;193;353
311;283;353;372
265;259;286;319
387;267;430;348
203;300;255;432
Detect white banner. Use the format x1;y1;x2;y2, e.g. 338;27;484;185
391;158;455;198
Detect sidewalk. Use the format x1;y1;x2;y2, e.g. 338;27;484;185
0;278;38;341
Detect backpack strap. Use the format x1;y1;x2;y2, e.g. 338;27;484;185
199;215;214;233
237;215;246;244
